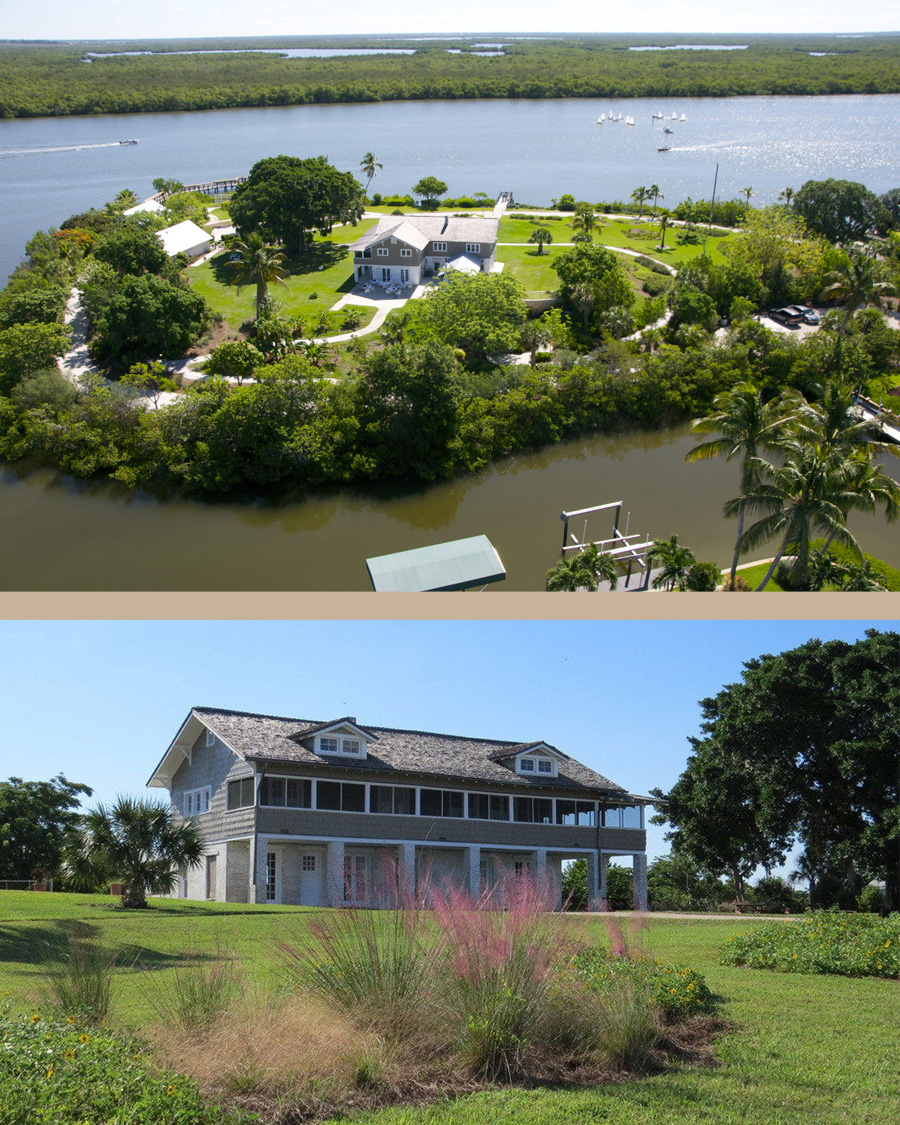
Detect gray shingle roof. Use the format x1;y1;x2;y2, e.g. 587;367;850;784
348;214;499;253
194;707;629;796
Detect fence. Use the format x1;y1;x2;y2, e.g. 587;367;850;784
0;878;53;891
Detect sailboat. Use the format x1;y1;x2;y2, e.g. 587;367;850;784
680;113;687;121
671;111;678;119
652;111;663;119
626;115;635;126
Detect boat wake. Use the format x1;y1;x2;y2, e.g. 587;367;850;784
0;141;135;157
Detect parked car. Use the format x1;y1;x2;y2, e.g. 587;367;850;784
768;307;803;326
787;305;820;325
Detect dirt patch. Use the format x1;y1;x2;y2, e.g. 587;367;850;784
184;319;246;357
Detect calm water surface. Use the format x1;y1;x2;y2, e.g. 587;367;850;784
1;424;896;590
3;94;900;282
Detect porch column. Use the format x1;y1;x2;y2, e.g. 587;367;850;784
633;853;649;911
598;853;609;905
326;840;346;908
398;841;416;905
466;845;481;898
586;851;602;911
252;835;269;905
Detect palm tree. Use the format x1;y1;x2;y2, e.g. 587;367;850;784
228;232;289;319
778;186;795;205
819;254;896;377
658;211;671;251
647;534;696;591
112;188;139;210
740;186;754;207
65;796;203;909
520;320;551;367
546;544;618;591
649;184;664;215
570;206;596;239
630;186;649;219
569;282;596;331
685;383;800;588
528;226;553;255
730;444;864;591
359;152;382;197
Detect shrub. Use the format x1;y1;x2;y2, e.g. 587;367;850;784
0;1004;248;1125
858;885;887;914
572;945;715;1023
721;910;900;977
686;561;724;591
146;952;244;1031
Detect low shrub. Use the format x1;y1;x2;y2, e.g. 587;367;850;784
39;924;116;1024
145;952;244;1031
721;910;900;977
572;946;715;1022
0;1005;248;1125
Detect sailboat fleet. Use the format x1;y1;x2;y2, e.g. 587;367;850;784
596;107;689;151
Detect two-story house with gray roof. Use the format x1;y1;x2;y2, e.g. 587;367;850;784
347;215;500;288
148;707;649;910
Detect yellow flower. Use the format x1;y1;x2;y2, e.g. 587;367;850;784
30;1014;40;1023
79;1034;91;1044
66;1016;77;1024
165;1085;175;1096
64;1049;76;1061
45;1065;54;1079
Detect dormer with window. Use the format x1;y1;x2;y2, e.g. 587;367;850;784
490;741;566;779
295;717;377;761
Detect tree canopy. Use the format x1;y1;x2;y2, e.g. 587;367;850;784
0;774;92;882
792;178;891;243
405;271;527;365
652;630;900;908
230;155;365;254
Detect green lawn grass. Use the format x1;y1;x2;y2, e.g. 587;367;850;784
495;245;565;294
1;893;897;1125
189;219;378;332
735;541;900;592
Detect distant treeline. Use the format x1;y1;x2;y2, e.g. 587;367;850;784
2;34;900;117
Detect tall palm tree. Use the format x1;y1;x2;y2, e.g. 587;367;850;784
819;254;896;378
630;186;649;218
65;796;203;909
740;186;754;207
359;152;383;197
228;232;289;319
647;534;696;591
649;184;664;215
658;211;670;251
730;445;864;591
570;205;596;239
685;383;800;588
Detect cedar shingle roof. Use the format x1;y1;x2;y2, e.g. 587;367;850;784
348;214;499;253
194;706;629;796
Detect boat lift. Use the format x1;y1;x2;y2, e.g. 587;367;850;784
560;500;654;590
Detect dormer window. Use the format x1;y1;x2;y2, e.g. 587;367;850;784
515;754;557;777
317;735;363;757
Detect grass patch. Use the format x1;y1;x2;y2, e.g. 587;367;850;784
736;540;900;592
189;220;378;333
1;894;899;1125
495;245;564;292
721;911;900;978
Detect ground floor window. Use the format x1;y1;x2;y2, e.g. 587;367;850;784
381;267;391;282
399;268;409;283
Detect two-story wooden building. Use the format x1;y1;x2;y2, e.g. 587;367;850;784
148;707;649;909
347;215;500;288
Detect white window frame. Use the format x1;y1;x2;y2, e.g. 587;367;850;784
183;786;211;816
399;268;410;283
399;248;412;258
381;267;391;282
515;754;557;777
518;758;535;772
432;241;448;252
466;243;481;253
376;247;389;257
317;734;366;758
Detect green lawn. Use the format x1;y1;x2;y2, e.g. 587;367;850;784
499;215;731;268
190;218;378;332
1;893;897;1125
495;244;566;294
736;542;900;592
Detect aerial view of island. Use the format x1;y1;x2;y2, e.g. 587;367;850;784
0;21;898;589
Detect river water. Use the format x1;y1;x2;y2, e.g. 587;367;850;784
1;94;898;590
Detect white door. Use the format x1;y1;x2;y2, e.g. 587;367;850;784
399;268;409;284
299;852;325;906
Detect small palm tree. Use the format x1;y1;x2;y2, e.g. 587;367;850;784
113;188;139;210
649;184;664;215
740;186;754;207
647;534;696;591
570;206;596;239
630;186;649;219
229;233;289;320
520;320;551;367
570;283;596;331
658;211;671;251
528;226;553;255
819;254;896;377
778;186;795;205
359;152;383;197
65;796;204;909
546;544;618;592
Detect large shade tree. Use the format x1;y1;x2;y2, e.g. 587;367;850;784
65;796;204;908
792;178;891;243
652;630;900;910
230;155;365;255
0;774;92;883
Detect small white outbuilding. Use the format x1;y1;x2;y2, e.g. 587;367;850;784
123;198;168;217
157;219;211;259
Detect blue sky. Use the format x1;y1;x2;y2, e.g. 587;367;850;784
4;3;898;40
0;619;891;865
